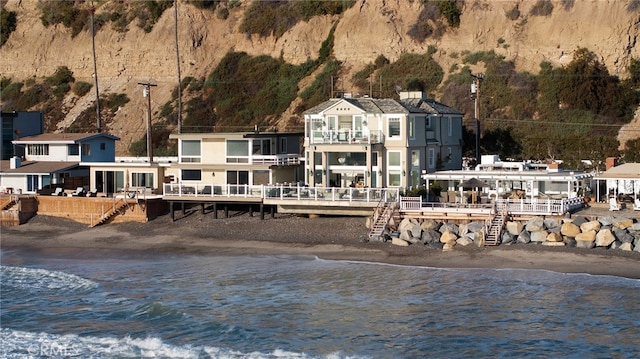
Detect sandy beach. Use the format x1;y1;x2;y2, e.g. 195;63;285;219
2;212;640;279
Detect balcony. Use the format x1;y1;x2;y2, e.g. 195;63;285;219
251;154;300;166
309;129;384;145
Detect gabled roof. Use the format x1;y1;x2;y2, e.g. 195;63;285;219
400;98;464;115
595;163;640;179
13;132;120;144
0;161;80;174
303;97;462;116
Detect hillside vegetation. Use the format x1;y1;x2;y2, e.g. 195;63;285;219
1;0;640;168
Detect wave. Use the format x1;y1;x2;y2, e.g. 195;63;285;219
0;328;368;359
0;265;99;292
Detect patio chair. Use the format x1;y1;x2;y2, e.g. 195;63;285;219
609;196;620;211
86;189;98;197
634;198;640;211
51;187;64;196
71;187;86;196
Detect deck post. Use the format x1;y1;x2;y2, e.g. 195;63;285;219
200;203;205;214
213;203;218;219
249;205;253;217
224;205;229;218
260;203;264;220
270;206;275;218
170;201;174;222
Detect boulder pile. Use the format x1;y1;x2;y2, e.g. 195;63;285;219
374;215;640;253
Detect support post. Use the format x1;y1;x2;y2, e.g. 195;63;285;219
260;203;264;220
170;202;174;222
213;203;218;219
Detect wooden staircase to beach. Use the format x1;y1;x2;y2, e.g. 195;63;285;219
1;196;18;211
369;200;398;241
90;199;129;227
485;211;506;246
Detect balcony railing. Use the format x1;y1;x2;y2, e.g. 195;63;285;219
309;129;384;145
163;183;399;203
251;154;300;166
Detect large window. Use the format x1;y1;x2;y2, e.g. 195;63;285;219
280;138;287;153
388;151;401;166
28;144;48;156
181;140;201;163
82;143;91;156
388;117;401;138
428;148;435;169
181;169;202;181
132;172;154;188
226;140;249;163
252;139;271;155
67;144;79;156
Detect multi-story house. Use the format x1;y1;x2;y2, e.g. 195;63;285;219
303;91;463;189
1;132;119;194
1;111;44;160
165;131;304;194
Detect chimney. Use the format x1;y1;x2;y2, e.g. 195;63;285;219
10;156;21;169
605;157;618;170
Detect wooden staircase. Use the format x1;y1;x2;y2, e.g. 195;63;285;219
369;200;398;241
485;211;506;246
90;199;129;227
1;196;18;210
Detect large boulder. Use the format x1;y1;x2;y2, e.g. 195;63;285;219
456;237;473;246
571;216;589;227
544;218;561;232
598;216;615;227
560;222;581;237
612;217;634;230
632;222;640;231
530;230;548;243
421;229;441;245
467;221;485;233
420;219;440;231
575;230;597;244
440;230;458;244
542;241;565;247
506;221;524;236
399;218;421;235
614;229;634;243
619;242;634;251
502;231;516;244
517;230;531;244
546;232;563;242
391;237;409;247
442;241;456;251
439;223;459;235
580;220;601;233
525;217;545;232
576;239;595;249
595;229;616;248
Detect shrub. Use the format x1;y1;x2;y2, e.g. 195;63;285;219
72;81;93;97
0;8;17;47
530;0;554;16
437;0;462;28
505;6;520;20
1;81;22;102
45;66;74;87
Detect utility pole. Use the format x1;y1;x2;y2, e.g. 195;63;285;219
90;3;101;133
174;0;182;133
138;81;157;163
470;73;483;166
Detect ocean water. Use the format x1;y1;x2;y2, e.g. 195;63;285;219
1;247;639;359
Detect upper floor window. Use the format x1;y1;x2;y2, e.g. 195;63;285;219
409;118;415;139
181;169;201;181
82;144;91;156
280;138;287;154
252;139;272;155
132;172;154;188
28;144;49;156
426;116;432;129
100;142;106;150
448;116;453;136
226;140;249;163
388;151;401;167
181;140;201;163
67;144;79;156
388;117;401;138
428;148;435;168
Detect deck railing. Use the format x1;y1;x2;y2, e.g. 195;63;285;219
399;196;585;215
163;183;399;204
309;129;384;145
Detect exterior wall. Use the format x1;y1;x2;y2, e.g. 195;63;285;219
89;164;164;193
36;196;166;225
0;176;26;193
1;112;44;160
80;137;117;162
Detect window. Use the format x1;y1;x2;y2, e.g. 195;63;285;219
388;117;400;138
252;139;271;155
82;143;91;156
411;150;420;167
280;138;287;153
448;116;453;136
388;172;401;187
409;118;415;139
226;140;249;163
132;172;154;188
27;175;38;191
425;116;432;128
67;144;79;156
27;144;48;156
428;148;435;168
181;169;202;181
181;140;201;163
100;142;106;150
388;151;401;166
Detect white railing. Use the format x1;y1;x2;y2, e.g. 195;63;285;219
310;129;384;145
252;154;300;166
399;196;585;215
163;183;399;204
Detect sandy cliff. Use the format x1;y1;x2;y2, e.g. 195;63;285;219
1;0;639;154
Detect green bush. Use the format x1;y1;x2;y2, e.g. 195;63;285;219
505;5;520;20
1;8;17;47
72;81;93;97
1;81;23;102
437;0;461;28
45;66;74;87
530;0;554;16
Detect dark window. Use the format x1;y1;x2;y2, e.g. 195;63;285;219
181;169;202;181
100;142;106;150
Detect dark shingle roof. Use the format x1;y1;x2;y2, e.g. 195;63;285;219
304;97;462;115
14;133;120;143
0;161;80;174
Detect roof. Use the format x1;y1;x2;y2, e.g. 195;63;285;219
0;161;80;174
303;97;462;116
595;163;640;179
13;132;120;144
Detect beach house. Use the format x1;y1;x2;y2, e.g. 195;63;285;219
1;132;119;194
302;91;463;189
164;130;304;196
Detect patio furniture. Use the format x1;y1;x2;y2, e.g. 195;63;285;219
634;198;640;211
609;196;620;211
51;187;64;196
